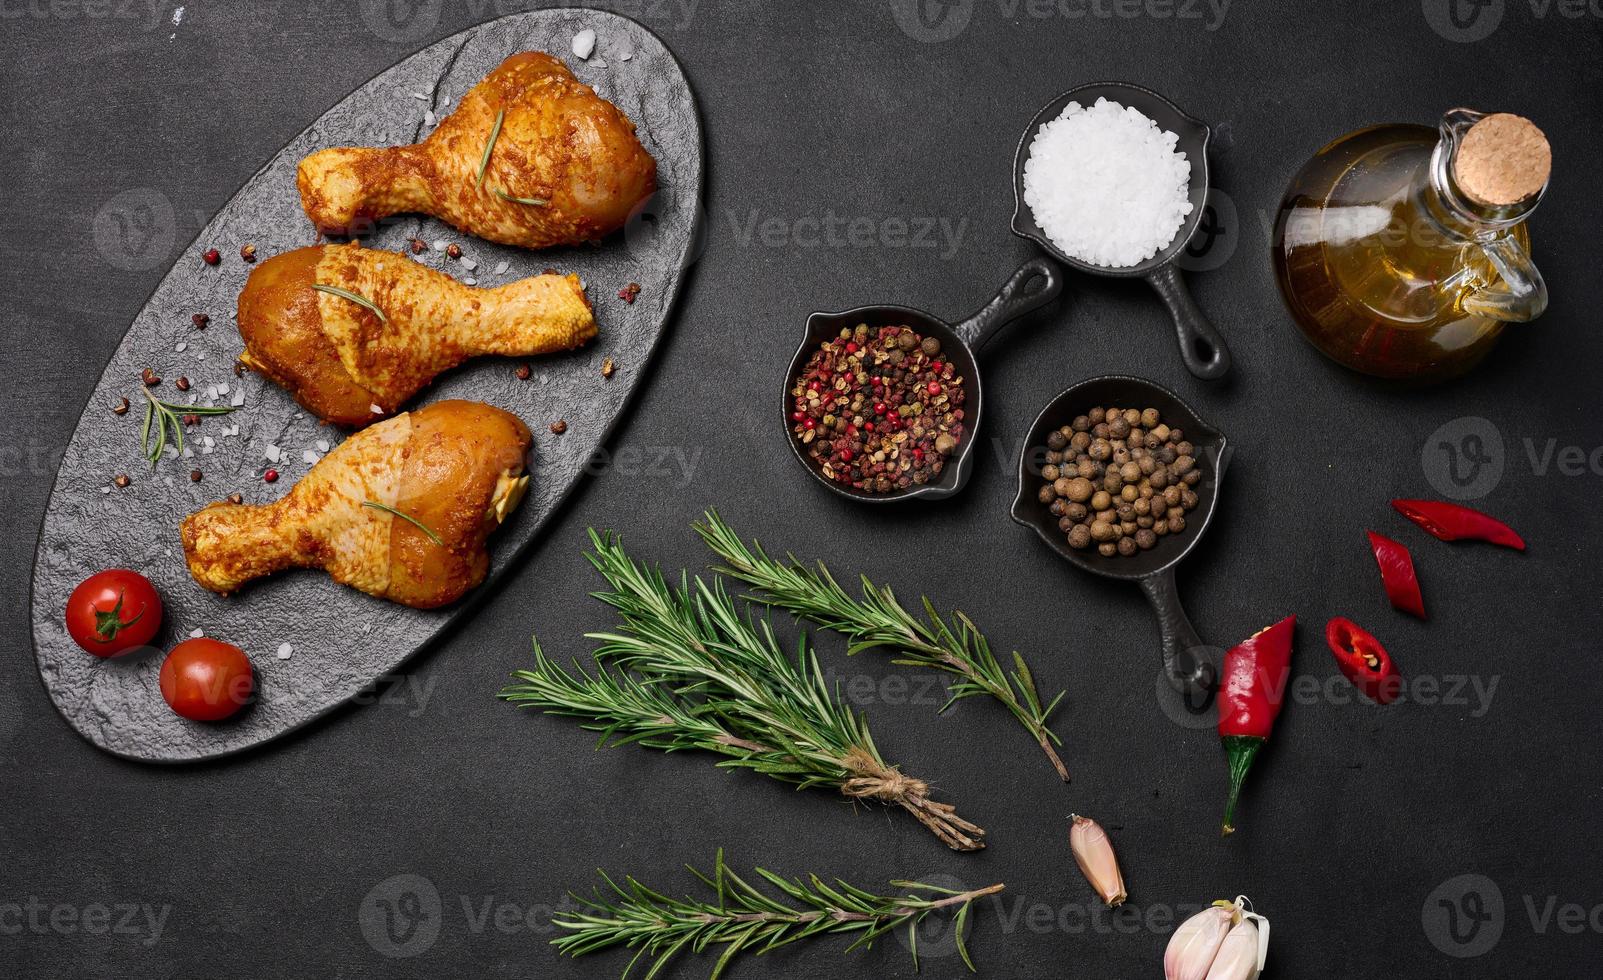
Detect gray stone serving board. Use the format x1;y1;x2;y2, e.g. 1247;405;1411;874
28;9;702;763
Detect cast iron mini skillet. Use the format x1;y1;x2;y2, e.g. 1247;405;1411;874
1012;82;1232;381
1011;375;1227;706
785;257;1063;502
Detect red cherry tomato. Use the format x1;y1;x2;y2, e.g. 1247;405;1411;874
65;570;163;657
159;639;255;722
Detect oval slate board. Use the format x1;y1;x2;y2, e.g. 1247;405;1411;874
28;9;702;763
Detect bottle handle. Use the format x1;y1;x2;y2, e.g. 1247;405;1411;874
1464;236;1548;322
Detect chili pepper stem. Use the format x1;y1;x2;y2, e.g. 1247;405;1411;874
1221;735;1264;836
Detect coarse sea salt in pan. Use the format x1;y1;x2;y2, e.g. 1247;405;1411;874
1023;98;1193;268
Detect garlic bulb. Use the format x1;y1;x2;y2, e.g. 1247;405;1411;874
1165;897;1270;980
1068;814;1127;907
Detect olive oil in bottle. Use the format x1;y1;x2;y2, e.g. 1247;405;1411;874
1273;110;1550;383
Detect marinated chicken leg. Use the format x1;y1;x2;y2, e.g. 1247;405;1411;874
237;243;595;427
181;401;532;609
298;52;657;248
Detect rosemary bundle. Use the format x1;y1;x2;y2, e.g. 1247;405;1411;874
695;513;1070;781
501;531;986;851
553;851;1003;979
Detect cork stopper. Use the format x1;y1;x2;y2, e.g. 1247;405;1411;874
1453;113;1551;207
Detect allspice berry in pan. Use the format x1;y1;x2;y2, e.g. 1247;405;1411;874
1036;405;1202;558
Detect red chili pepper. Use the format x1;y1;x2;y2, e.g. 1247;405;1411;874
1326;617;1402;705
1391;499;1525;551
1217;615;1296;836
1367;530;1426;619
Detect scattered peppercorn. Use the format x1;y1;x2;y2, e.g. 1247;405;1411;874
226;493;244;505
446;243;463;259
112;397;130;416
410;238;427;254
240;243;257;263
263;469;279;483
515;363;532;380
141;368;160;387
181;413;200;426
1036;403;1203;558
113;474;130;488
550;420;568;435
618;282;641;304
189;469;203;483
192;313;209;329
202;248;221;266
175;376;191;392
601;356;616;379
791;323;966;494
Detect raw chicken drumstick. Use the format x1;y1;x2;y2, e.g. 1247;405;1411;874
181;401;531;610
298;52;657;248
237;243;595;427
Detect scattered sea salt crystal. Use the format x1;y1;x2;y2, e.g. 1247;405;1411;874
265;445;281;463
461;258;477;271
182;447;195;459
231;390;245;407
276;642;293;660
196;353;207;361
424;110;437;127
176;342;187;352
572;29;596;60
433;239;448;252
494;260;509;275
409;91;428;101
315;439;330;452
218;383;230;395
100;486;111;494
302;449;319;464
619;43;633;62
369;403;384;415
465;277;477;286
189;628;203;638
203;437;215;448
591;59;608;70
1022;97;1192;268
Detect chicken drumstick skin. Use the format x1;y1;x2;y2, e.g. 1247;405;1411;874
237;243;595;427
181;400;532;609
297;52;657;248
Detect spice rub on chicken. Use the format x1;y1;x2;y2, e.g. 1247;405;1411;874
236;243;595;427
181;401;531;609
297;52;657;249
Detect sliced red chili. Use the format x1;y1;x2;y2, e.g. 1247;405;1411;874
1367;530;1426;619
1391;499;1525;551
1325;617;1402;705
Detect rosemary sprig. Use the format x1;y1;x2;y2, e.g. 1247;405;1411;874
696;512;1070;781
492;187;549;207
310;283;386;322
553;851;1004;980
137;387;235;468
477;108;504;188
361;501;443;546
500;530;987;851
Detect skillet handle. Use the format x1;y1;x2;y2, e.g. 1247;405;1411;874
1145;264;1231;380
1138;566;1217;710
954;257;1064;353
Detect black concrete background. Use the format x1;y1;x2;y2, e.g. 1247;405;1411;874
3;1;1601;977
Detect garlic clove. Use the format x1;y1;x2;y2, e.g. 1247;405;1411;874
1068;814;1127;907
1165;905;1236;980
1203;919;1261;980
